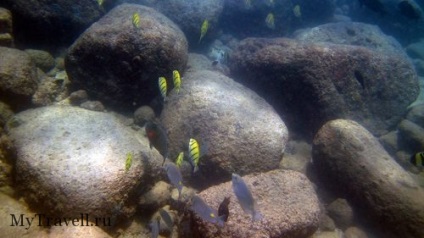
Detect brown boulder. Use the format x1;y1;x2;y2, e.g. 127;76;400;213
230;38;418;137
313;119;424;238
66;4;188;111
0;47;38;110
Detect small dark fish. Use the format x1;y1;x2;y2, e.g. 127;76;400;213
410;152;424;167
218;196;230;222
191;195;225;227
145;121;169;165
159;208;173;229
398;0;421;19
232;173;263;221
358;0;386;15
164;162;183;200
149;216;160;238
212;60;218;66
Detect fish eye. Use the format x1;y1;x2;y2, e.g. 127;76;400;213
210;213;215;218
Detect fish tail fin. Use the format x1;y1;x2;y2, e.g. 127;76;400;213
178;189;182;201
253;210;263;221
193;165;199;174
217;216;225;227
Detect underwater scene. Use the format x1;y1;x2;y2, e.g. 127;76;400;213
1;0;424;237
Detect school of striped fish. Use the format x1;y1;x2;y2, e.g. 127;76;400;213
129;5;282;237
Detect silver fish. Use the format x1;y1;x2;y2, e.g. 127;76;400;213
232;173;263;221
159;208;173;229
164;163;183;200
149;216;160;238
191;195;225;227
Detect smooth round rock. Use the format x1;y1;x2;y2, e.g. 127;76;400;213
160;70;288;187
8;106;163;222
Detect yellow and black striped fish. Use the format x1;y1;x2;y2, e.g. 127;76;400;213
189;138;200;173
199;20;209;43
173;70;181;93
132;12;140;28
175;151;184;167
410;152;424;167
158;77;167;99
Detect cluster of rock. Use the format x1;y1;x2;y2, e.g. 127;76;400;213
0;1;423;238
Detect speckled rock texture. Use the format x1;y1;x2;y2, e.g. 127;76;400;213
0;193;48;237
184;170;321;238
31;75;70;107
294;22;406;56
3;0;103;47
134;0;224;47
313;119;424;238
0;8;13;47
0;47;38;110
398;119;424;152
66;4;188;111
47;222;113;238
326;198;354;230
24;49;55;72
160;70;288;187
230;38;418;137
187;53;230;75
0;101;13;127
7;106;164;223
406;103;424;126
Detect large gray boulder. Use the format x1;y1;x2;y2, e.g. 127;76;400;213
0;47;38;110
312;119;424;238
160;70;288;187
7;106;164;223
183;170;320;238
230;38;418;137
66;4;188;111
